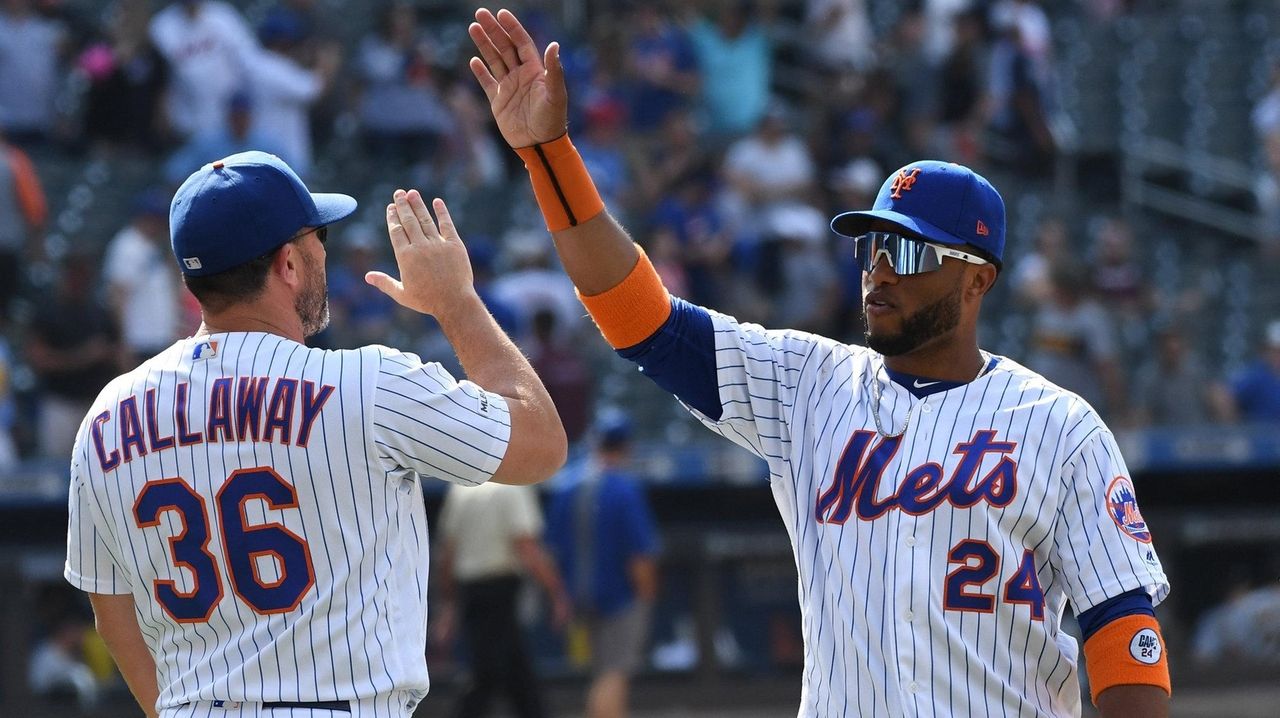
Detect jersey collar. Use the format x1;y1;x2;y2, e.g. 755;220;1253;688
884;354;1001;399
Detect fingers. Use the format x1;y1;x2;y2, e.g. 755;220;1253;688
364;271;403;299
393;189;426;241
406;190;439;239
432;198;457;240
496;8;540;65
468;20;507;80
385;203;409;250
474;8;519;76
469;56;498;101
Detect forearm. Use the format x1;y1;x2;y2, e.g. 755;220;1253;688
89;594;159;718
515;537;569;602
550;210;641;295
628;556;658;603
1096;685;1169;718
107;630;161;718
434;293;565;483
435;544;458;604
435;292;540;399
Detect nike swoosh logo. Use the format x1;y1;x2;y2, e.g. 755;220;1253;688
913;380;940;388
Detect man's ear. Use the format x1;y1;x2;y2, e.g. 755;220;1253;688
273;243;303;289
967;263;999;298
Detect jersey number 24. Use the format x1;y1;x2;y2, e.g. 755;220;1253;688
133;467;316;622
943;540;1045;620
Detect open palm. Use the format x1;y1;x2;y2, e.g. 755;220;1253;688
468;8;568;148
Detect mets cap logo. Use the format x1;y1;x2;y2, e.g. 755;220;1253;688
889;168;922;199
1106;476;1151;543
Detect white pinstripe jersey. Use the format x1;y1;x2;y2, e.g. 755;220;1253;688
64;332;511;714
683;310;1169;718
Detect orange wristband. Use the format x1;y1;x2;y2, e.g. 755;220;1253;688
515;134;605;232
577;249;672;349
1083;614;1170;704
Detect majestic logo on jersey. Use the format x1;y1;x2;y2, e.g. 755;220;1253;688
1105;476;1151;543
815;429;1018;524
889;168;922;199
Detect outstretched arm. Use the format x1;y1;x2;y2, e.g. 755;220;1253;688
471;9;739;415
367;191;566;485
468;8;642;299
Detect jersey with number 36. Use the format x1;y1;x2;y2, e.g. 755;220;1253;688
64;333;511;710
682;310;1169;718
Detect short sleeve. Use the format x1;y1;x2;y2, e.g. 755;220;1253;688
372;349;511;487
1051;426;1170;613
64;448;131;594
687;310;829;465
102;234;137;287
503;486;544;538
253;51;323;102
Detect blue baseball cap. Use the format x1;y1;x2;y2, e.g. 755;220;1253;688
830;160;1006;265
170;151;357;276
594;409;633;450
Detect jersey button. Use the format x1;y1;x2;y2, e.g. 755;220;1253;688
908;681;921;693
921;403;933;413
903;609;915;621
905;535;917;547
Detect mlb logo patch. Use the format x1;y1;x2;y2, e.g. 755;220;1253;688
1105;476;1151;543
193;340;218;360
183;257;203;270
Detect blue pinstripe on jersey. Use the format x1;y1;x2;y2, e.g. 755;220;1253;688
66;334;511;714
616;303;1169;718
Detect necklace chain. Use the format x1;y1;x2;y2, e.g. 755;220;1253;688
870;373;911;438
870;352;993;438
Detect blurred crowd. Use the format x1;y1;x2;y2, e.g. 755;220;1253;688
0;0;1278;469
5;0;1280;709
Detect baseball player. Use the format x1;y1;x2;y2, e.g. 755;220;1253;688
63;150;567;717
467;8;1171;717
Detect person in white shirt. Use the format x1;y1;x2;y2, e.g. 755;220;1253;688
149;0;257;140
249;13;341;179
104;189;184;365
435;482;570;718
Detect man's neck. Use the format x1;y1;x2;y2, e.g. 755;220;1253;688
198;308;303;344
881;339;986;384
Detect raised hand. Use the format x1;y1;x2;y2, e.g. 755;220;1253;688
468;8;568;148
366;190;477;318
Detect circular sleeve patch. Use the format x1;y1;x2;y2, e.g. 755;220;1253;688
1129;628;1163;665
1105;476;1152;543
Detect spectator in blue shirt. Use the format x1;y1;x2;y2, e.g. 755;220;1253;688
685;0;773;139
547;413;658;718
1213;320;1280;423
623;3;698;132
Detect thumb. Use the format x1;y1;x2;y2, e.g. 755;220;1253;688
364;271;404;299
544;41;567;106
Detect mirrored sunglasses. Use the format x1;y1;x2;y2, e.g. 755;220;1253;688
853;231;989;275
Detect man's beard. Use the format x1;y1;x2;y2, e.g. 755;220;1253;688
296;251;330;338
864;285;962;357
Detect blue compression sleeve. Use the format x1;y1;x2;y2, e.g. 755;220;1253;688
617;297;722;420
1076;589;1154;641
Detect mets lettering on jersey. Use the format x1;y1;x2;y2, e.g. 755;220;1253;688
65;333;512;713
682;310;1169;718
